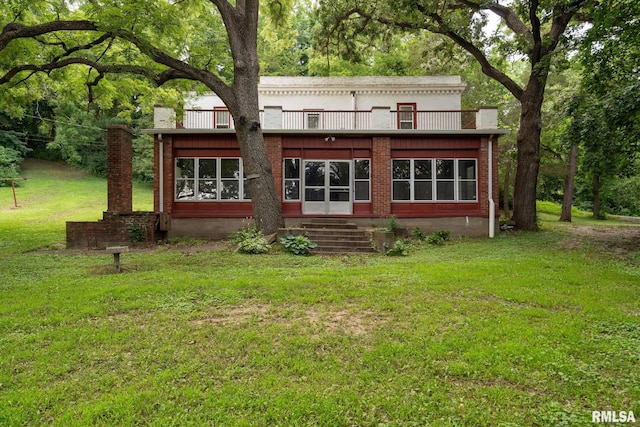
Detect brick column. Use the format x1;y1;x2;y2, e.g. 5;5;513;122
265;135;283;201
107;124;133;213
372;136;391;217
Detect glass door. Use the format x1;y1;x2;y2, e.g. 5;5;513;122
303;160;351;214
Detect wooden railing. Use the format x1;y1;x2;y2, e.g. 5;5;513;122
182;109;479;130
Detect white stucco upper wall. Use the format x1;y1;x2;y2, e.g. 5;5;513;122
185;76;466;111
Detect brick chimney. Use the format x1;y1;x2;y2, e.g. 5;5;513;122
107;124;133;213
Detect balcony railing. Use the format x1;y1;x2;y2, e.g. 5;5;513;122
179;108;483;131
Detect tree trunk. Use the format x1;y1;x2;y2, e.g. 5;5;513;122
592;173;601;219
560;144;578;222
512;85;544;231
502;158;511;219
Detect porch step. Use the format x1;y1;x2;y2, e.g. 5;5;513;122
300;218;358;230
280;220;376;254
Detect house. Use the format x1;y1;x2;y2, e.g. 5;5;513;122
147;76;506;240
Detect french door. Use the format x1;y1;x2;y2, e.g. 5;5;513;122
303;160;351;214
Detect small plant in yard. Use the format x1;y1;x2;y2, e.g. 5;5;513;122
385;239;411;256
412;227;427;242
426;230;451;245
279;233;317;255
128;222;146;243
383;214;400;235
231;224;270;254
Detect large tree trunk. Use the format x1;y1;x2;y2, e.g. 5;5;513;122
560;144;578;222
512;85;544;231
502;157;512;219
592;173;601;219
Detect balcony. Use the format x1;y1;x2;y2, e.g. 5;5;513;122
155;106;498;131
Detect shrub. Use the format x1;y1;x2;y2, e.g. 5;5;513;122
128;222;146;243
280;234;317;255
426;230;450;245
231;225;270;254
412;227;427;241
383;215;400;235
386;239;410;256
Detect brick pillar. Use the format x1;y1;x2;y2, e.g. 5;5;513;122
265;135;283;201
107;124;133;213
372;136;391;217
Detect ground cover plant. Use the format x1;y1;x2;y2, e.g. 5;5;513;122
1;160;639;426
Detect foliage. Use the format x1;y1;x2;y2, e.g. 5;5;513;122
412;227;427;242
385;239;410;256
1;162;639;425
426;230;451;245
383;214;400;235
127;222;146;243
231;224;270;254
279;233;318;255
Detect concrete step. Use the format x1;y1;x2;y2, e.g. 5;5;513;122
301;222;358;230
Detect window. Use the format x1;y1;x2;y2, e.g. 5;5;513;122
174;157;250;201
305;111;321;129
398;103;416;129
283;158;301;201
354;159;370;201
392;159;477;202
214;107;230;129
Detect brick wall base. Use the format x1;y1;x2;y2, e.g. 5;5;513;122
66;211;169;249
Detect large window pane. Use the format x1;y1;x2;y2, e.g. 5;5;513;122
393;181;411;200
198;180;216;200
393;160;410;179
458;160;476;180
284;159;300;179
176;158;194;179
305;188;325;201
355;181;369;201
414;160;432;179
354;159;370;179
459;181;477;200
305;161;325;187
330;189;350;202
414;181;433;200
284;180;300;200
221;159;240;178
330;161;350;186
176;180;195;200
436;181;455;200
436;159;454;179
199;159;216;179
220;180;239;199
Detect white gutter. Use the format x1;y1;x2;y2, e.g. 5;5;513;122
488;136;495;238
158;134;164;213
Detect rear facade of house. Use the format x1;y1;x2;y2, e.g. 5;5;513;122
148;76;505;239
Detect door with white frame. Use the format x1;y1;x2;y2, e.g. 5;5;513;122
303;160;352;214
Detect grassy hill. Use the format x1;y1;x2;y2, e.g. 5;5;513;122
0;160;638;426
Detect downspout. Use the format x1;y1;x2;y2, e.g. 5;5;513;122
488;135;495;238
158;133;164;213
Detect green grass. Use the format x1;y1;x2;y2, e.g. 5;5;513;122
1;160;639;426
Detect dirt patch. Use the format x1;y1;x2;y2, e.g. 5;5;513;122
191;303;386;337
560;225;640;256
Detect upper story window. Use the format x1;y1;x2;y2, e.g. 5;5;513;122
398;103;416;129
305;111;321;129
214;107;230;129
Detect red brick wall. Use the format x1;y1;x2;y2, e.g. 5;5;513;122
372;136;391;217
265;135;283;201
107;124;133;213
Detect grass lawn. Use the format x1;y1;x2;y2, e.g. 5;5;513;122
1;160;639;426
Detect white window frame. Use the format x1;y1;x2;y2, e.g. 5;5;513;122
305;111;322;129
214;107;230;129
353;158;371;202
283;158;301;201
174;157;250;202
391;158;477;202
